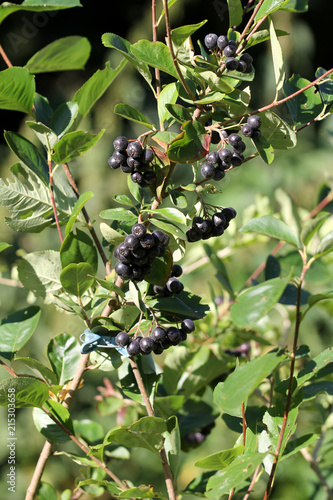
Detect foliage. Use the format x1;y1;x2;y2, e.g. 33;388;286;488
0;1;332;499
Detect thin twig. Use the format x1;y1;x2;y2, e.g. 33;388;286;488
301;448;333;500
48;159;63;243
0;44;12;67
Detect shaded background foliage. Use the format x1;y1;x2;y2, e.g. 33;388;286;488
0;1;332;499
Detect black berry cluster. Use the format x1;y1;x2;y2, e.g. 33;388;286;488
204;33;253;74
240;115;262;140
108;136;157;188
152;264;184;296
186;207;237;242
114;223;169;281
115;318;195;357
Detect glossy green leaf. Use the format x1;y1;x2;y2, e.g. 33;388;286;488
196;71;236;94
36;482;58;500
11;357;57;385
25;36;90;73
114;103;154;129
65;191;93;235
52;129;105;164
171;21;207;51
151;218;187;240
131;40;179;79
100;207;138;223
0;377;49;408
105;416;167;455
283;74;323;127
158;82;178;125
260;110;297;149
281;0;308;11
94;277;126;299
163;416;181;478
314;230;333;258
145;250;173;286
167;120;206;163
60;262;95;297
315;67;333;106
301;212;330;246
205;453;267;497
240;215;300;247
33;399;74;443
297;347;333;388
195;445;245;469
4;130;49;184
255;0;290;20
270;18;285;97
102;33;152;88
146;207;187;225
60;229;98;274
0;242;11;253
26;121;59;150
118;486;167;499
71;59;127;130
146;291;209;320
18;250;62;298
214;349;286;417
165;103;192;123
0;67;35;113
100;223;125;246
0;306;40;360
50;101;79;138
0;1;82;25
251;133;275;164
47;333;81;384
245;29;289;49
230;277;290;328
227;0;243;28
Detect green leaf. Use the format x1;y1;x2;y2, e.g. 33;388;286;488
65;191;94;235
252;132;275;164
145;250;173;286
60;262;95;297
214;349;286;417
0;377;49;408
100;223;125;246
195;445;245;470
283;74;323;127
94;277;126;299
130;40;179;79
269;18;285;97
0;67;35;113
196;71;236;94
281;0;308;11
301;212;330;246
163;416;181;479
227;0;243;28
240;215;300;247
0;306;40;360
47;333;81;384
118;485;167;499
104;416;167;455
71;59;127;130
60;229;98;274
146;291;209;320
11;357;57;385
4;130;49;184
255;0;291;20
260;110;297;149
171;21;207;51
25;36;90;73
99;207;138;223
36;482;58;500
0;242;11;253
167;120;206;163
146;207;187;225
0;0;82;25
158;82;179;125
114;103;154;129
50;101;79;138
314;230;333;258
245;29;289;49
33;399;74;443
18;250;62;298
230;277;290;329
297;347;333;388
165;103;192;123
0;165;76;232
315;67;333;107
26;121;59;150
52;129;105;164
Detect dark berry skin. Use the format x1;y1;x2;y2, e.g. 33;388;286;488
167;327;181;344
113;136;128;152
140;233;156;249
127;339;141;356
217;35;228;50
124;234;140;250
233;140;246;154
152;230;169;247
219;148;233;165
213;212;227;228
231;152;244;166
237;60;248;73
171;264;183;278
247;115;262;130
213;168;225;181
127;156;141;169
151;327;167;342
225;57;238;71
251;129;261;140
212;224;225;237
240;52;253;65
166;277;184;294
153;342;164;355
201;162;216;179
141;148;154;164
186;227;202;242
181;318;195;333
204;33;218;50
228;133;242;147
223;44;237;57
132;223;147;239
120;163;135;174
132;266;144;281
116;331;130;347
195;218;213;234
140;336;154;354
241;124;254;137
108;155;121;169
143;169;157;185
115;261;132;280
127;141;143;158
153;284;166;295
131;171;143;184
222;207;237;220
206;151;220;165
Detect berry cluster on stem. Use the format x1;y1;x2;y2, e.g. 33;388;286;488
204;33;254;74
186;207;237;242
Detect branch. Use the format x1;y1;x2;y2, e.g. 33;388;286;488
0;44;12;67
301;448;333;500
48;159;63;244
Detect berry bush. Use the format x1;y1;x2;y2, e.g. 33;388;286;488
0;1;333;499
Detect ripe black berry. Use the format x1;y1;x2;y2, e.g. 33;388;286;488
233;140;246;154
204;33;218;50
127;339;141;356
217;35;228;50
127;141;143;158
222;207;237;220
113;136;128;152
132;223;147;239
116;331;130;347
213;168;225;181
131;171;143;184
115;261;133;279
219;148;233;165
171;264;183;278
166;277;184;294
206;151;220;165
236;60;248;73
140;336;154;354
228;133;242;147
231;152;244;166
225;57;238;71
151;327;167;342
152;230;170;247
186;227;202;242
124;234;140;251
241;124;253;137
141;148;154;164
223;44;237;57
201;162;216;179
167;327;181;344
108;155;121;169
140;233;156;249
240;53;253;65
212;212;227;228
247;115;262;130
181;318;195;333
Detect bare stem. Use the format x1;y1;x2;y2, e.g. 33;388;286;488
0;44;12;67
152;0;162;100
48;160;63;243
301;448;333;500
25;442;53;500
237;0;266;48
